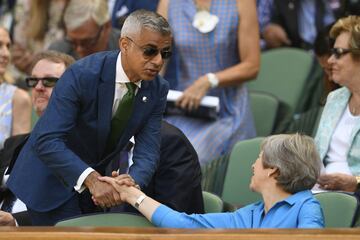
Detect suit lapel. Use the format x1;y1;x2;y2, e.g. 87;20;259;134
97;52;118;159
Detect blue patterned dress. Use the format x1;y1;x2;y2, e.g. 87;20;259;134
165;0;256;165
0;82;16;149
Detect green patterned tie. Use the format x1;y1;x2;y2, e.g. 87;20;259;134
105;82;137;155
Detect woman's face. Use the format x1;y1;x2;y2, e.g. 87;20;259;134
249;151;271;193
328;31;360;87
0;28;10;76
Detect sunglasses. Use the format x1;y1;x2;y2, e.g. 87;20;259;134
126;37;172;59
330;48;360;59
25;77;59;88
66;26;103;48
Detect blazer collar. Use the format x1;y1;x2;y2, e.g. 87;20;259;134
97;51;118;158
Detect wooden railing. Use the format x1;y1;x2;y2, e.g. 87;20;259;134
1;227;360;240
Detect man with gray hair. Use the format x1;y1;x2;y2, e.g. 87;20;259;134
8;10;172;225
49;0;120;59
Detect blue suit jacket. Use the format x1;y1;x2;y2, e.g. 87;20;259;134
7;51;169;212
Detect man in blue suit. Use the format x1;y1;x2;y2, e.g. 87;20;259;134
7;10;172;225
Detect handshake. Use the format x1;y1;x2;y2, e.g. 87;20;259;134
84;171;138;208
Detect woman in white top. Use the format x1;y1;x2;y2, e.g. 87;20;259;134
315;15;360;192
0;27;31;149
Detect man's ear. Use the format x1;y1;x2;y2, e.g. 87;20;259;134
119;37;128;53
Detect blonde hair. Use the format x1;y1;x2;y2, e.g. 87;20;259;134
64;0;109;30
261;133;321;194
330;15;360;50
0;27;13;84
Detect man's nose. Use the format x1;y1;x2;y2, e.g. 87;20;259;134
34;80;45;90
151;51;164;67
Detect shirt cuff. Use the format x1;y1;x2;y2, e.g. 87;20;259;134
151;204;172;227
74;167;95;193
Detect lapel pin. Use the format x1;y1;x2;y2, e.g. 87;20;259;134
142;96;148;102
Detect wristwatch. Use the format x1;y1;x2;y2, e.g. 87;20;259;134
206;73;219;88
134;195;146;209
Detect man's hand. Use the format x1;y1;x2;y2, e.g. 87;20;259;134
0;211;16;226
263;23;291;48
176;75;211;111
84;171;121;208
318;173;357;192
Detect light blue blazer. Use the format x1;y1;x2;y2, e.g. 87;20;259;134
315;87;360;175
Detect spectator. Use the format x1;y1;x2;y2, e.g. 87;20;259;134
49;0;120;59
0;26;31;149
0;50;75;226
158;0;260;165
12;0;68;74
262;0;334;50
101;134;324;228
314;16;360;193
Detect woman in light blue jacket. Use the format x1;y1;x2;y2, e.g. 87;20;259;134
315;16;360;192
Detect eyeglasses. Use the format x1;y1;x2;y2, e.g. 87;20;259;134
330;48;360;59
25;77;59;88
66;26;104;48
126;37;172;59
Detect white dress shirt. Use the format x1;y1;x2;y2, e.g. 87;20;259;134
1;168;27;214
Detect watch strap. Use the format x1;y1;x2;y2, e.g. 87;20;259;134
134;194;146;209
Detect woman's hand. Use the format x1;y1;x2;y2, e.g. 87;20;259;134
96;174;137;204
176;75;211;111
318;173;357;192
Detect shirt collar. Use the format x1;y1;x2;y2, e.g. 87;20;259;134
255;190;313;216
116;52;142;88
282;190;313;206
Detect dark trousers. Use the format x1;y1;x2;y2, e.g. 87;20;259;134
27;190;101;226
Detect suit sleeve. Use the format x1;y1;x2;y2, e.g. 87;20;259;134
31;67;89;189
129;81;169;188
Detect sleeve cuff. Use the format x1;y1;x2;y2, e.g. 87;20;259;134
151;204;173;226
74;167;95;193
